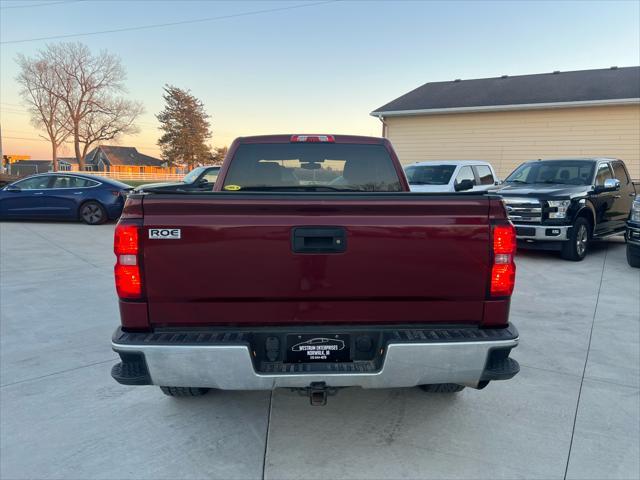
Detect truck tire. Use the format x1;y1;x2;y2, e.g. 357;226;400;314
160;386;210;397
561;217;590;261
627;245;640;268
419;383;465;393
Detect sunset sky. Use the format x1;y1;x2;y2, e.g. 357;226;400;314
1;0;639;160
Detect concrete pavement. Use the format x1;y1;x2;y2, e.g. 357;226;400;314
1;221;638;479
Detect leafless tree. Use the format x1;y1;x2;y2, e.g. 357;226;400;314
76;96;144;161
16;54;70;171
17;42;143;170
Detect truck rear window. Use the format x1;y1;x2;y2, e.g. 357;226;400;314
223;143;402;192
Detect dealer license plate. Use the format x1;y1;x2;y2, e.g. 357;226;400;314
286;334;350;363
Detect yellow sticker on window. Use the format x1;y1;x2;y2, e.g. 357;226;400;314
224;185;241;191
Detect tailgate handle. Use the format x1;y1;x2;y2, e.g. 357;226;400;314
292;227;347;253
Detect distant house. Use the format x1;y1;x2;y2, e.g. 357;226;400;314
83;146;168;174
58;157;79;171
371;66;640;179
8;160;53;176
6;146;176;177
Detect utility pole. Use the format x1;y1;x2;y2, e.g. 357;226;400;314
0;123;4;173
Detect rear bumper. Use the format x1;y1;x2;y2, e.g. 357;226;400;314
111;324;520;390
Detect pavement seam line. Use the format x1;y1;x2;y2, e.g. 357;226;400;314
0;358;115;388
21;224;104;269
518;362;637;389
261;389;274;480
563;244;608;480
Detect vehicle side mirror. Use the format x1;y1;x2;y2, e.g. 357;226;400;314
455;179;474;192
596;178;621;192
5;185;21;192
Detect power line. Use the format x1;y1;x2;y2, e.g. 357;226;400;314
0;109;30;116
0;0;338;45
0;0;84;10
3;135;47;142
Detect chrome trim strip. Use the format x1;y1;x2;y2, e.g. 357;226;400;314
10;173;103;190
112;338;518;390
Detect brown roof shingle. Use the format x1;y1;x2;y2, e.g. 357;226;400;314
87;146;164;167
372;66;640;115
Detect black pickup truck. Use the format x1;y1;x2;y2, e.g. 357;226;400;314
496;158;636;261
137;166;220;193
627;194;640;267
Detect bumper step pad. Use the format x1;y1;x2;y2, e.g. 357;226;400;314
482;356;520;381
111;353;151;385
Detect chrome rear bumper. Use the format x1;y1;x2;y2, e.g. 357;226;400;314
112;325;519;390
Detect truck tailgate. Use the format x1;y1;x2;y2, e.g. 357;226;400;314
141;194;492;326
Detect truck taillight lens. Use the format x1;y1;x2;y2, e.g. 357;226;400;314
491;224;516;297
114;223;142;299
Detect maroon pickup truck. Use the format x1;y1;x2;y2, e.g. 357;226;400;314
111;134;519;405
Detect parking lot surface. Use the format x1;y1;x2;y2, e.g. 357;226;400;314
1;221;638;480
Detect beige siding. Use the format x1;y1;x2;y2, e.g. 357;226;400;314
384;105;640;180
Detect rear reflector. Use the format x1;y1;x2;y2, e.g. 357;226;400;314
290;135;335;143
114;223;142;299
490;224;516;297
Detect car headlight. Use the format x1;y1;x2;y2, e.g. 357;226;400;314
547;200;571;219
631;197;640;222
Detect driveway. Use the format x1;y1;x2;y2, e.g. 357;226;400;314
1;221;638;480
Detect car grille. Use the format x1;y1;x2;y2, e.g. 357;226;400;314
503;197;543;223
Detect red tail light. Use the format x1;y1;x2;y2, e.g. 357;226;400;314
490;224;516;297
114;223;142;299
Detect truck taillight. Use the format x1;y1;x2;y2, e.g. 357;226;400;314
490;224;516;297
290;135;335;143
114;223;142;299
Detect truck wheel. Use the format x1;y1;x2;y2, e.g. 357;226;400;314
419;383;465;393
160;386;210;397
561;218;590;261
627;245;640;268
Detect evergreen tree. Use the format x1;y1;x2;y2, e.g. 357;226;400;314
157;85;211;167
210;146;228;165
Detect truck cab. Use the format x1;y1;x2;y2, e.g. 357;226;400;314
404;160;500;193
496;158;636;261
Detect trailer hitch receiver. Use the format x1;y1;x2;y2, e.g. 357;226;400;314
294;382;339;406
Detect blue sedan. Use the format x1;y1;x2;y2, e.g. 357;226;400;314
0;173;132;225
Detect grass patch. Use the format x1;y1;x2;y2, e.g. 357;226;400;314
122;180;162;188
